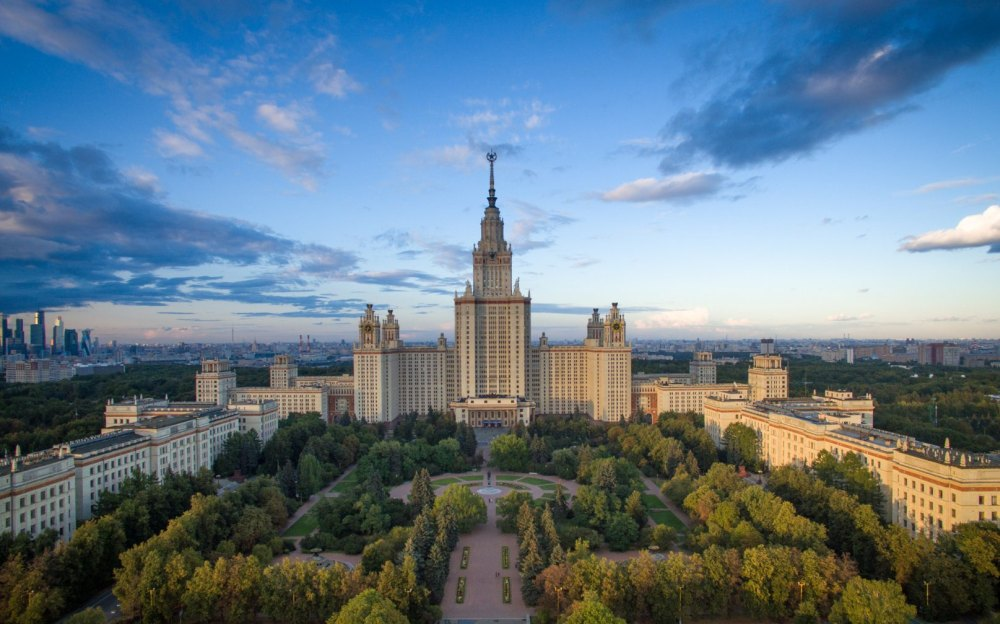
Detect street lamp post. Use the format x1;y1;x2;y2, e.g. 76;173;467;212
678;583;683;624
798;581;805;603
924;581;931;611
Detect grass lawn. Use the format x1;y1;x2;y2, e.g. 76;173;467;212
521;477;553;486
460;475;484;482
283;512;318;537
331;472;359;493
498;482;528;490
642;493;667;510
538;483;558;491
498;474;521;481
431;477;460;486
650;509;685;531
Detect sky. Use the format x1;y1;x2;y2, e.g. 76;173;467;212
1;0;999;344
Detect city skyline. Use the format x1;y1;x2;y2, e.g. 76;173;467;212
2;1;1000;343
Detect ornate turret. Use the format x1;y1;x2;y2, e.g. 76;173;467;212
358;303;381;349
471;151;514;297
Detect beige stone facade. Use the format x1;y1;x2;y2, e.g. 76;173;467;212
748;354;788;401
703;391;1000;538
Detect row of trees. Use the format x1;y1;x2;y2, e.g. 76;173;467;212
0;470;217;624
528;544;913;624
769;462;1000;620
111;477;291;621
0;364;201;454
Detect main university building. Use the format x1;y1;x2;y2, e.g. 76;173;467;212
353;153;631;426
3;155;998;543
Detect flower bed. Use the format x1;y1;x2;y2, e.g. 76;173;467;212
502;576;511;603
456;576;467;603
460;546;470;569
501;545;510;569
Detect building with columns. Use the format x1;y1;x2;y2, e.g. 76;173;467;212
354;153;632;425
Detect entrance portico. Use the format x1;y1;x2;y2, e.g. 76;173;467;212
450;396;534;428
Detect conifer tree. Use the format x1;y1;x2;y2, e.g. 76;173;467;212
409;468;435;514
553;484;570;520
539;504;560;561
424;529;451;603
519;530;545;605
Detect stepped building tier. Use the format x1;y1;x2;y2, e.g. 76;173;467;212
353;153;632;425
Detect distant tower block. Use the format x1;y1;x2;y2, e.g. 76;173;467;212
690;351;717;384
196;359;237;405
748;340;788;402
270;355;299;389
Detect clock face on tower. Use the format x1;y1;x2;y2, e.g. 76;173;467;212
612;322;622;331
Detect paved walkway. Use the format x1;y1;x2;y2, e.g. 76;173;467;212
275;465;360;568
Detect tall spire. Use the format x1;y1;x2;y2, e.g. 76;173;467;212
487;150;497;209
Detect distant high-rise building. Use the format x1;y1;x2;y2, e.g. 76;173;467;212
14;318;26;353
195;360;237;405
80;329;92;356
64;329;79;356
0;313;7;355
353;153;632;425
690;351;717;384
748;349;788;402
29;310;46;356
51;316;64;355
270;355;298;388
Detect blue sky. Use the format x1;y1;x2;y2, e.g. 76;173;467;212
1;0;999;343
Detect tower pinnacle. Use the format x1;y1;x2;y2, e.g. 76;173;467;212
487;150;497;208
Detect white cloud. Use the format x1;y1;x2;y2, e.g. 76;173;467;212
123;166;160;193
634;308;710;329
827;313;873;322
154;130;203;158
910;177;987;194
900;205;1000;252
312;64;362;98
601;172;725;203
411;143;474;168
256;103;301;134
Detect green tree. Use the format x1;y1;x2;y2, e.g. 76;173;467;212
297;452;324;499
813;451;884;509
723;422;761;471
433;484;486;533
563;590;627;624
64;607;106;624
231;506;275;553
605;512;640;551
409;467;436;514
0;553;65;624
829;577;915;624
489;433;530;471
519;531;545;605
624;491;647;527
424;531;451;603
329;589;407;624
496;491;533;533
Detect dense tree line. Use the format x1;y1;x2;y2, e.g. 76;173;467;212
529;543;912;624
0;364;201;454
0;470;217;624
788;359;1000;451
769;463;1000;620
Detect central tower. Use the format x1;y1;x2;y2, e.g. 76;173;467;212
452;153;532;422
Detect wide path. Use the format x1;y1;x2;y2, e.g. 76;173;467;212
275;466;362;569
